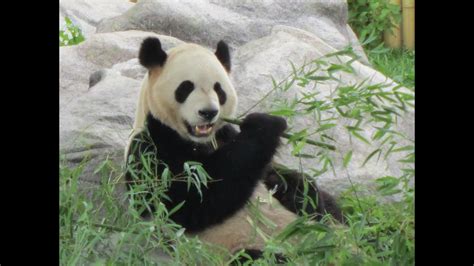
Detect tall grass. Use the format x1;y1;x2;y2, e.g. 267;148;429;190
368;49;415;89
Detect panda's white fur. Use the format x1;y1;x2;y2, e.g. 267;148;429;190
126;39;298;255
194;184;297;253
130;43;237;143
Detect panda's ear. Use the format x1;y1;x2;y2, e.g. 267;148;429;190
139;37;167;69
215;41;231;72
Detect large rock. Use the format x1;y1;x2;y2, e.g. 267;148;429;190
60;27;413;202
95;0;369;64
231;26;414;199
60;0;134;37
60;30;183;108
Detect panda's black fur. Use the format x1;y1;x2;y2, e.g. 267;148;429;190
214;40;231;72
202;119;345;224
174;80;195;104
125;37;344;262
263;167;345;223
127;112;288;232
138;37;167;68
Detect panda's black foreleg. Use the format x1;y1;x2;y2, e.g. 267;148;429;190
216;117;345;224
263;165;345;224
171;113;288;232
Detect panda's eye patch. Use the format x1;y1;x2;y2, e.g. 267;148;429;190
214;82;227;105
175;80;195;103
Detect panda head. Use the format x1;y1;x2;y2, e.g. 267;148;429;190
138;37;237;143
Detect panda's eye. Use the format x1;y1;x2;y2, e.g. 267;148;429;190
175;80;195;103
214;82;227;105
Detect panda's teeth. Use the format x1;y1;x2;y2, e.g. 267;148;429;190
194;124;213;135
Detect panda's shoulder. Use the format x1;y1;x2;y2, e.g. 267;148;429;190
216;124;239;144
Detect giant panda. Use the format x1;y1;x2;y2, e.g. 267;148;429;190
124;37;344;262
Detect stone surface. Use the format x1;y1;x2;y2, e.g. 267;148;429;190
60;0;134;37
95;0;369;64
60;30;183;107
231;26;413;199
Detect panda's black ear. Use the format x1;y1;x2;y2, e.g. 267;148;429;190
215;41;231;72
139;37;167;69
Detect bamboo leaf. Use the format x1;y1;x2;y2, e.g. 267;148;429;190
269;108;296;117
294;153;317;159
316;123;337;132
307;76;332;81
168;201;186;216
350;130;371;145
343;150;353;168
362;149;381;167
398;153;415;163
392;145;415;153
291;141;307;156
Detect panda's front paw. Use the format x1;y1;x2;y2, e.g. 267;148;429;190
240;113;287;138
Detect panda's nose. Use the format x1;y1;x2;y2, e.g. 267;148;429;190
198;109;218;120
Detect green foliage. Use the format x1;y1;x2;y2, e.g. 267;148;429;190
60;153;226;265
368;48;415;89
60;16;85;46
348;0;414;89
338;185;414;265
241;46;414;179
348;0;402;48
234;46;414;264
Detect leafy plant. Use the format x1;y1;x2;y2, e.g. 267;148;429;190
348;0;402;48
60;16;85;46
368;48;415;88
225;46;414;264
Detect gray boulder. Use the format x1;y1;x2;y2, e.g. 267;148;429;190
60;30;183;108
96;0;369;64
60;0;134;37
231;26;413;199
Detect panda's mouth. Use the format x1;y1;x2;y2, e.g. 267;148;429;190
185;121;215;137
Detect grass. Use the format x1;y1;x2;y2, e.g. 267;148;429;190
60;45;414;265
60;156;226;265
60;157;414;265
367;48;415;89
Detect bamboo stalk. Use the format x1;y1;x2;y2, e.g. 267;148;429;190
221;117;336;151
402;0;415;50
384;0;402;48
72;219;127;233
